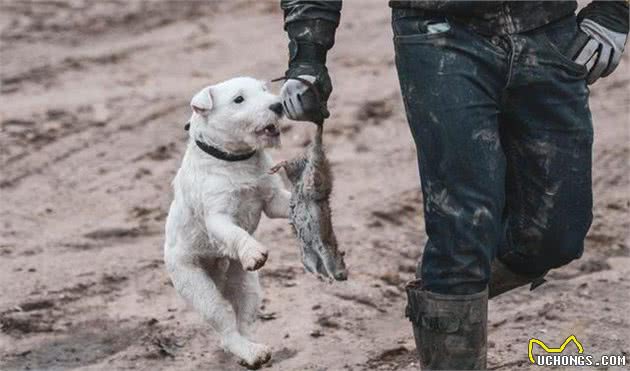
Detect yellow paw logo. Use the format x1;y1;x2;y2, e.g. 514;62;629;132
528;335;584;364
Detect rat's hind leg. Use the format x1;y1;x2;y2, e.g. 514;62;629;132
165;256;270;368
268;160;289;174
270;155;309;183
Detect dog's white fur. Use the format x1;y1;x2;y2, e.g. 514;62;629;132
164;77;290;368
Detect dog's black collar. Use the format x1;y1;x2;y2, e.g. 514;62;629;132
195;140;256;162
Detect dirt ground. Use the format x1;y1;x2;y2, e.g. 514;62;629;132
1;1;629;370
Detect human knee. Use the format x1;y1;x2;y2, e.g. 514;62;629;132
510;221;588;273
546;234;585;269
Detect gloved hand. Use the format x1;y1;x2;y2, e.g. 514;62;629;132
281;19;337;124
281;67;331;125
569;19;627;84
570;1;629;84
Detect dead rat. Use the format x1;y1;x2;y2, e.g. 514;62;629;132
269;124;348;281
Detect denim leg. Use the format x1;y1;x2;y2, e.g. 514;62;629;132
393;12;508;294
497;15;593;276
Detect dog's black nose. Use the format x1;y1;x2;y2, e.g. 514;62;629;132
269;102;283;116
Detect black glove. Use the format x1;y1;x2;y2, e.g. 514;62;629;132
570;1;629;84
282;20;336;124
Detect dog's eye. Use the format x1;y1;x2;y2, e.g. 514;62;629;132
234;96;244;104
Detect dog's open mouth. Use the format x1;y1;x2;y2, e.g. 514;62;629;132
259;123;280;137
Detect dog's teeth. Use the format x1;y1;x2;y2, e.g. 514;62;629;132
263;125;279;136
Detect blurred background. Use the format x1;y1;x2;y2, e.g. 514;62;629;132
1;1;628;370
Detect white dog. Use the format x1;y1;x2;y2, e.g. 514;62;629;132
164;77;290;368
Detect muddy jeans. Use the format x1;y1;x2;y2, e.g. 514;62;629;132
392;10;593;295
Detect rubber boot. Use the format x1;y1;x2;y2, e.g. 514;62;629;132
488;259;547;299
405;280;488;370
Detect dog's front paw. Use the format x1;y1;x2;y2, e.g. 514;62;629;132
240;245;268;271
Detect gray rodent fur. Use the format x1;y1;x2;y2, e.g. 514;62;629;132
270;125;348;281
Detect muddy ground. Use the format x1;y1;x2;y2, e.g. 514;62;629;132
1;1;628;370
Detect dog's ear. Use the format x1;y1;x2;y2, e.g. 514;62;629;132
191;87;213;116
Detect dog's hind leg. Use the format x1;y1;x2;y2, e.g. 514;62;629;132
223;262;262;338
166;258;271;368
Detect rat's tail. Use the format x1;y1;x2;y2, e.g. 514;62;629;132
314;124;324;146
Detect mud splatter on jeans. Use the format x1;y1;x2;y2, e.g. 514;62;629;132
393;10;593;294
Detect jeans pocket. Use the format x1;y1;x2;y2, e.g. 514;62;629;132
393;15;452;43
539;17;588;75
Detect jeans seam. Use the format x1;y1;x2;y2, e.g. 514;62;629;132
504;36;516;89
510;140;526;234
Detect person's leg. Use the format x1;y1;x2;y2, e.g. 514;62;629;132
496;15;593;292
392;9;508;369
393;10;507;296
